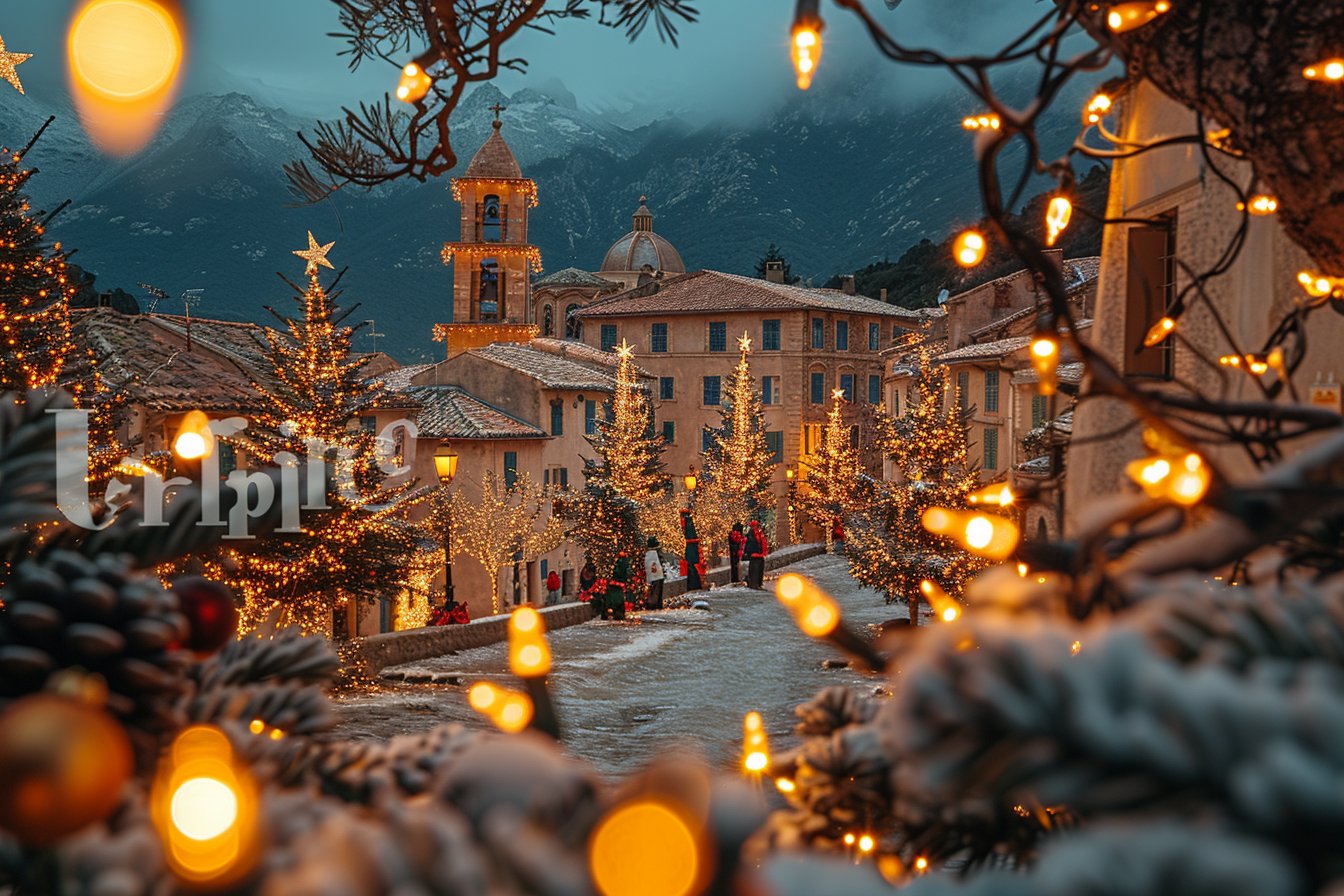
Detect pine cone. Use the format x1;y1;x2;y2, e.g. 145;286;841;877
0;551;190;751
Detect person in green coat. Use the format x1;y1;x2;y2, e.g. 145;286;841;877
604;552;631;621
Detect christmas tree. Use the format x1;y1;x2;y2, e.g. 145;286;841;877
197;234;433;634
795;388;864;543
0;121;75;393
845;346;986;621
703;333;774;513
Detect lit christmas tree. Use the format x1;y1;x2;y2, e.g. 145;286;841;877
795;388;864;543
846;346;986;621
0;122;75;393
196;234;433;634
703;333;774;513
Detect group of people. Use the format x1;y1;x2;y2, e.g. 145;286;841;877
727;519;770;589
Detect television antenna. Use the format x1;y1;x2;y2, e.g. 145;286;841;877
365;319;385;354
139;282;169;314
181;289;205;351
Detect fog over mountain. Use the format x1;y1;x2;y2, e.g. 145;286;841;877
2;67;1093;361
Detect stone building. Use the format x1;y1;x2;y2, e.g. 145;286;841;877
1066;79;1344;533
575;269;920;542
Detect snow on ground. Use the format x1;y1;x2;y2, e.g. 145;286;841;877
334;552;912;776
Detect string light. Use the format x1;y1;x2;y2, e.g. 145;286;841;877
1236;194;1278;215
790;0;824;90
742;711;770;774
1106;1;1172;33
172;410;213;460
961;114;1001;130
919;579;961;622
921;507;1020;561
857;834;875;854
1030;329;1060;395
968;483;1015;506
467;682;534;734
1045;195;1072;246
775;777;796;793
395;61;432;103
776;572;839;637
1297;270;1342;299
1125;451;1210;506
1143;315;1177;347
953;229;987;267
1303;58;1344;82
1083;91;1113;124
508;606;552;677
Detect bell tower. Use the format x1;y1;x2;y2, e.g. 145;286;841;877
434;105;541;357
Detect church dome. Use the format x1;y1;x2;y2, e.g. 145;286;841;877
464;119;523;180
600;197;685;275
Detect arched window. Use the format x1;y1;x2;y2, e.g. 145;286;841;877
482;194;502;242
479;258;500;320
542;304;554;337
565;302;582;339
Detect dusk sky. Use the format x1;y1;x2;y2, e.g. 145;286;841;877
8;1;1046;119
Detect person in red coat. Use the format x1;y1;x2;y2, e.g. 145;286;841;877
728;522;745;584
831;517;846;554
430;597;470;625
545;570;562;606
745;519;769;589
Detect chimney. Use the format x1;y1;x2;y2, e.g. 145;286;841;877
879;288;888;303
764;259;785;283
840;274;856;295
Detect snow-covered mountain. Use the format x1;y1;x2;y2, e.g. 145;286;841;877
0;73;1088;361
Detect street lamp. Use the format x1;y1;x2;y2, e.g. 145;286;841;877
684;467;698;493
435;444;459;602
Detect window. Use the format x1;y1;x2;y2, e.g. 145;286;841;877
504;451;518;488
1031;394;1047;428
764;431;783;463
542;304;554;337
659;376;675;400
1125;215;1177;378
810;371;825;404
600;324;617;352
983;428;998;471
984;370;1000;413
957;370;970;410
839;373;854;402
584;400;597;435
762;319;781;351
651;322;668;353
482;194;502;242
479;259;500;320
702;429;715;452
662;421;676;443
811;318;825;349
869;322;880;351
892;324;901;340
868;375;881;405
836;321;849;351
709;322;727;352
890;387;900;416
550;399;564;436
703;376;722;406
804;424;821;455
762;375;781;405
565;303;582;339
218;442;237;476
559;467;569;489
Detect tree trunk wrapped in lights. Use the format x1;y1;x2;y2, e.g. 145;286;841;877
845;348;986;620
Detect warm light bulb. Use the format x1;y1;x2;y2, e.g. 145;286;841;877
1016;562;1029;577
922;507;1020;561
775;777;796;793
844;833;857;846
1071;640;1082;655
775;574;841;637
968;483;1015;506
791;20;823;90
173;410;214;460
1045;196;1072;246
170;777;237;841
941;607;959;622
1106;0;1172;32
914;856;929;872
961;114;1001;130
1030;333;1060;395
1297;271;1340;299
1143;316;1176;347
467;681;534;734
1084;92;1113;124
396;62;432;103
953;230;987;267
1236;194;1278;215
509;606;551;677
1303;58;1344;82
858;834;875;853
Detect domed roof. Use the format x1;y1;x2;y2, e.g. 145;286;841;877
464;120;523;180
600;197;685;275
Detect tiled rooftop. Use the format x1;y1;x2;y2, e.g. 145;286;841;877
468;342;624;391
533;267;623;291
934;335;1033;364
1013;362;1086;386
577;270;923;319
404;385;546;440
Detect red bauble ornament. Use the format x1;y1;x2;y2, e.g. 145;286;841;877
0;694;133;847
171;576;239;654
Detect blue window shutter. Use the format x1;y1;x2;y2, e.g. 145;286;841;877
810;372;824;404
584;400;597;435
600;324;617;352
840;374;854;402
765;431;783;463
504;451;518;488
836;321;849;350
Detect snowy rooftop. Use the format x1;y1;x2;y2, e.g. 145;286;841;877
1014;362;1086;386
577;270;923;319
934;335;1033;364
404;385;547;440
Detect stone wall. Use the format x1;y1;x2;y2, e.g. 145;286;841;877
357;543;829;672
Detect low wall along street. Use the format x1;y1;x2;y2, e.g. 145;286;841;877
358;544;827;672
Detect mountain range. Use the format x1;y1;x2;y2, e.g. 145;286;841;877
1;71;1095;361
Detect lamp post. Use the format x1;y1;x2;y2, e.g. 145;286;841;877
683;467;698;508
434;444;459;602
785;465;798;545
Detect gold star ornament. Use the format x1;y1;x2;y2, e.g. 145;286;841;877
738;332;753;353
615;339;635;360
832;387;846;401
0;33;32;95
293;231;335;275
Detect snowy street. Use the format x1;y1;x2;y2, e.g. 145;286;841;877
334;553;905;774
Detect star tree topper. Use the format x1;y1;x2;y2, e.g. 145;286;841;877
293;231;335;276
615;339;635;360
738;332;752;353
0;33;32;95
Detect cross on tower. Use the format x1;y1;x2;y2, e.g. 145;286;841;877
489;102;506;122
